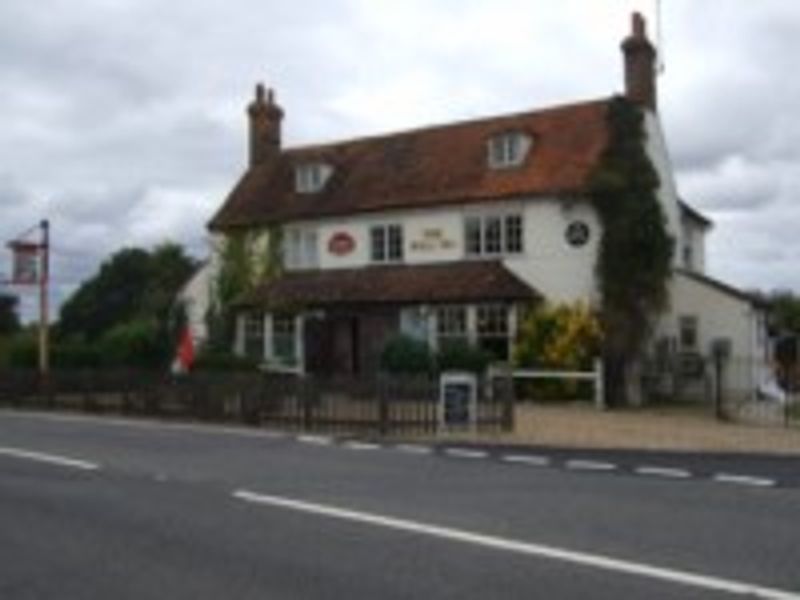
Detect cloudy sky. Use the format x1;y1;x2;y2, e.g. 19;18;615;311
2;0;799;320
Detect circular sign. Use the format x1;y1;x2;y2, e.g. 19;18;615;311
328;232;356;256
565;221;590;247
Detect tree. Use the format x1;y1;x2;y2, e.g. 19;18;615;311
0;293;21;335
766;290;800;334
589;97;675;405
57;243;197;367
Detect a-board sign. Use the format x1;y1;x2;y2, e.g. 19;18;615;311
439;372;477;430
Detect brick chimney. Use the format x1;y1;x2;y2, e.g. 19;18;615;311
621;12;657;110
247;83;284;167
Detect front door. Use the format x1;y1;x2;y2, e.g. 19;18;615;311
305;308;399;377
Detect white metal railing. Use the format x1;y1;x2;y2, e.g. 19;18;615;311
491;358;606;409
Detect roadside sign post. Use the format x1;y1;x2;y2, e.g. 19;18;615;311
6;220;50;377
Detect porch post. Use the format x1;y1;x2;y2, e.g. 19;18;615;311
263;312;273;362
296;314;305;375
233;313;245;357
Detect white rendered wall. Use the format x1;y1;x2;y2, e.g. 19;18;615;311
303;198;600;305
644;112;683;266
655;272;767;399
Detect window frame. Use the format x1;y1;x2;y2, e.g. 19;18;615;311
272;313;297;365
463;213;525;257
295;163;331;194
284;228;319;271
243;312;265;360
435;305;469;350
488;132;530;169
476;304;510;361
679;315;699;351
369;223;404;263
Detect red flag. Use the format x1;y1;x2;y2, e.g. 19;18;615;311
176;327;195;372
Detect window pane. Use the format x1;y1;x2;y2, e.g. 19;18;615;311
505;215;523;253
679;316;698;350
477;305;509;361
244;313;264;360
303;231;318;268
273;314;296;364
387;225;404;261
370;227;386;262
465;217;482;256
484;216;502;254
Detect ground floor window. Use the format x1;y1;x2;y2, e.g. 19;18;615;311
272;313;297;365
476;304;510;361
243;312;264;360
679;315;698;351
436;305;468;350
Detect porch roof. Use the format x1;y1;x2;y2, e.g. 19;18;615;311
237;261;540;309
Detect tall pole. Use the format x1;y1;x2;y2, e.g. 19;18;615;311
39;220;50;376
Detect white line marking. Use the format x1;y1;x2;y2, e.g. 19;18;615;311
0;410;287;440
232;490;798;600
444;448;488;459
566;459;617;472
395;444;432;455
635;466;691;479
713;473;776;488
297;435;333;446
501;454;551;467
0;447;100;471
343;441;381;451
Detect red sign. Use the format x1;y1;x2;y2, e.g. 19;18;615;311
10;242;40;285
328;232;356;256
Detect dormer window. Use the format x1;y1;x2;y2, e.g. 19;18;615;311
487;132;531;169
295;162;332;194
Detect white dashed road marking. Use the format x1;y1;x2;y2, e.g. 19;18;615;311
297;435;333;446
395;444;433;455
0;447;100;471
713;473;776;488
343;441;381;451
233;490;799;600
501;454;551;467
444;448;488;459
635;466;691;479
566;459;617;472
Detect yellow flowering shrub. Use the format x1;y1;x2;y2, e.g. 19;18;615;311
513;302;602;371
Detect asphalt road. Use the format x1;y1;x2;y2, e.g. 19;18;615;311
1;410;798;599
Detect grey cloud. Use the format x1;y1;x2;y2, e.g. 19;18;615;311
3;0;800;324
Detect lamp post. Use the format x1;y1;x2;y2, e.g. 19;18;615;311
39;220;50;376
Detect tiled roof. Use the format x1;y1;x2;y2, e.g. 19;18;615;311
676;268;764;307
209;98;611;229
679;200;713;228
237;261;540;308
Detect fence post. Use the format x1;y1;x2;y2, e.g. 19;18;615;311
378;377;390;436
501;370;515;432
594;358;606;410
302;374;315;430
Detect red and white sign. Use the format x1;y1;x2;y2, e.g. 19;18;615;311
10;242;40;285
328;232;356;256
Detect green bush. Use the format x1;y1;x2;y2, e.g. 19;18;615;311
51;339;104;368
6;332;38;368
98;319;163;369
436;340;491;374
380;334;433;374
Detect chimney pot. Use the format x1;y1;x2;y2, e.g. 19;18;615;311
247;81;283;167
622;12;657;110
632;12;646;38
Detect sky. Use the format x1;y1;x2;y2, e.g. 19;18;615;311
2;0;799;321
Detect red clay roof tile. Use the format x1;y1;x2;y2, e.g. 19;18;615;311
237;261;540;308
209;97;611;229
